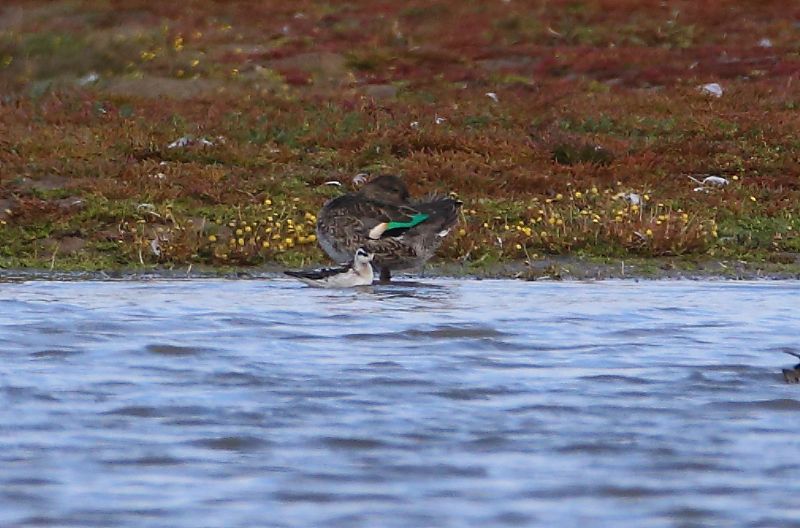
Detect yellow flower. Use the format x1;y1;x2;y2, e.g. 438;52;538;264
235;228;243;235
645;229;653;236
237;238;245;246
749;196;757;202
191;58;200;68
555;193;563;200
515;244;523;250
574;191;583;199
458;229;466;236
244;226;252;233
264;199;272;206
262;241;270;248
173;36;184;51
208;235;217;242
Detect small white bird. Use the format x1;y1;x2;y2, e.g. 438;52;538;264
284;248;374;288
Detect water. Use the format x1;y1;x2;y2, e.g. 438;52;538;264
1;278;799;528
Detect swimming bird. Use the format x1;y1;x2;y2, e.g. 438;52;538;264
316;174;462;282
284;247;374;288
782;350;800;384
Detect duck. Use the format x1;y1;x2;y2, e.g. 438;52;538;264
782;350;800;384
284;247;374;288
316;174;462;282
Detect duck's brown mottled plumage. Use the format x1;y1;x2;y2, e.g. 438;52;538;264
316;175;461;281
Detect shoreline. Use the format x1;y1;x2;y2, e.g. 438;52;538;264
2;255;798;282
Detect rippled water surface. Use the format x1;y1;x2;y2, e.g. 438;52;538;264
2;278;800;527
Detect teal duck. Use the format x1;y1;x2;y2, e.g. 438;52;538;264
285;247;374;288
316;174;462;281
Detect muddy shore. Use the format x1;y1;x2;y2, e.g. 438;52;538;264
3;255;799;282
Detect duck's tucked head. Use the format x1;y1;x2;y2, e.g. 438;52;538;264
361;174;410;204
354;247;374;264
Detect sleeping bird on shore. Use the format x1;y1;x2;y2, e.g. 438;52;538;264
284;247;374;288
316;174;462;282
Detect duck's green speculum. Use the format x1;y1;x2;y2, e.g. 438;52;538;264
385;213;429;232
